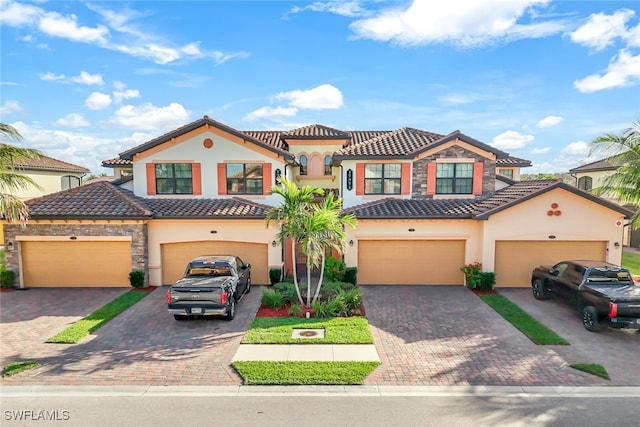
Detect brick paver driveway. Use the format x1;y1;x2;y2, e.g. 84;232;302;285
0;286;261;385
363;286;612;387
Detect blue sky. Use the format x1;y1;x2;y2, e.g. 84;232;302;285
1;0;639;175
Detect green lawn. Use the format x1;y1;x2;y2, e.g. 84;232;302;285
243;317;373;344
233;361;380;385
47;291;149;343
622;250;640;276
479;294;569;345
2;361;41;377
570;363;610;380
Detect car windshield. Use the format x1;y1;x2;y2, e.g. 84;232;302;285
586;269;632;283
186;266;232;277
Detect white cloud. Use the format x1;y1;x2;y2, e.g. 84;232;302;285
275;84;344;110
0;0;43;26
0;100;24;115
349;0;557;47
113;89;140;103
491;130;535;150
529;140;597;173
56;113;90;128
570;9;634;52
574;49;640;92
531;147;551;155
38;11;109;44
85;92;112;110
560;140;589;156
244;106;299;121
70;71;104;85
109;102;190;131
287;1;367;19
439;93;480;105
40;72;66;81
537;115;563;128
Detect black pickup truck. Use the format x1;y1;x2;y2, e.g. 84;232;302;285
531;260;640;332
166;255;251;321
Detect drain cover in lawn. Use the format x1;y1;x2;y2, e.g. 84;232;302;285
291;329;325;339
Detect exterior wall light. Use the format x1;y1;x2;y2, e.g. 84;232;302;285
348;239;354;247
5;241;13;250
210;230;217;234
70;236;78;240
271;240;277;247
408;228;415;232
548;235;556;239
614;242;620;248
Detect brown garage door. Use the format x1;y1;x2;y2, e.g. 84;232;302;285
161;241;268;285
494;240;607;287
358;240;465;285
21;241;131;287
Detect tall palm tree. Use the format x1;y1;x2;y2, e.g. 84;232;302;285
590;119;640;226
265;177;323;305
0;123;44;223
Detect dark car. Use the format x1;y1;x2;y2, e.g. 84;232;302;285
166;255;251;321
531;260;640;332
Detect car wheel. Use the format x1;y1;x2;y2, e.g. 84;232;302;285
245;276;251;294
532;279;549;300
582;306;602;332
173;314;189;321
225;297;235;321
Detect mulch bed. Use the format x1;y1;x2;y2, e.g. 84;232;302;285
255;302;366;318
129;286;158;293
0;288;16;293
471;288;498;296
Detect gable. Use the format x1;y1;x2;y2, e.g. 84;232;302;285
415;138;498;161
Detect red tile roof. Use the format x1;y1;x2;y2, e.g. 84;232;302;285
569;156;620;173
0;144;90;173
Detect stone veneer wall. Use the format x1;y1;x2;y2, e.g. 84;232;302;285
412;146;496;198
3;222;148;286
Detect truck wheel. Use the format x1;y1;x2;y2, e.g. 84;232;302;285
532;279;549;300
173;314;189;321
225;298;236;321
582;306;602;332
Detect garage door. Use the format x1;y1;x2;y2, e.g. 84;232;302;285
21;241;131;287
161;241;268;285
494;240;607;287
358;240;465;285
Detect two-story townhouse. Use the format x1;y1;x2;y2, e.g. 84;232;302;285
2;116;632;289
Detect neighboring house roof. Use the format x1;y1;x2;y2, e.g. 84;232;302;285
569;156;619;173
0;144;90;173
496;156;532;167
102;157;134;168
282;124;350;139
25;181;271;220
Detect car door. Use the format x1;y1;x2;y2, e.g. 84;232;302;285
555;262;583;304
547;262;569;294
235;257;248;293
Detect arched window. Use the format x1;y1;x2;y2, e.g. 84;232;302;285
324;155;332;175
577;176;592;191
61;175;81;190
299;155;307;175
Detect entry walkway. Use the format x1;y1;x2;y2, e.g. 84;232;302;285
232;344;380;362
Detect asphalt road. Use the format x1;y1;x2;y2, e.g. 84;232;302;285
2;387;639;427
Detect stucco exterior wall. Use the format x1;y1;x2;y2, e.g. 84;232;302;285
132;129;286;205
16;170;84;199
481;188;626;271
147;219;281;286
340;160;413;208
344;219;483;268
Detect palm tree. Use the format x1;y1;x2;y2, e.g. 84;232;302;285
590;119;640;226
0;123;44;223
265;177;323;305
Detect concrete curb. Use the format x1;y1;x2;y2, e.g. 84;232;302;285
2;385;640;397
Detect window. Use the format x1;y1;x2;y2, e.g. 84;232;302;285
226;163;263;195
498;169;513;179
436;163;473;194
578;176;592;191
61;175;81;190
299;155;307;175
324;155;332;176
155;163;193;194
365;164;401;194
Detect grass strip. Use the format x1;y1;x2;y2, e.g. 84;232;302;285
233;361;380;385
3;361;41;377
243;316;373;344
570;363;610;380
47;291;148;344
479;294;569;345
622;251;640;276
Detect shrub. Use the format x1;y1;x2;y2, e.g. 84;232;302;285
274;282;299;303
128;269;145;288
288;304;303;317
461;262;482;289
0;268;15;289
261;289;284;309
269;268;282;285
344;267;357;285
318;281;354;300
324;256;346;282
335;288;362;314
478;272;496;291
312;300;332;318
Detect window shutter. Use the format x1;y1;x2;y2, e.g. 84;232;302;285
401;163;411;195
426;163;436;196
217;163;227;195
146;163;156;195
355;163;365;195
192;163;202;195
263;163;272;195
473;162;484;195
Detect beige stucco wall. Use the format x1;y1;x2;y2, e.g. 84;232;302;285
15;170;84;199
344;219;483;268
481;188;626;271
147;219;281;286
573;170;613;190
132;129;287;205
